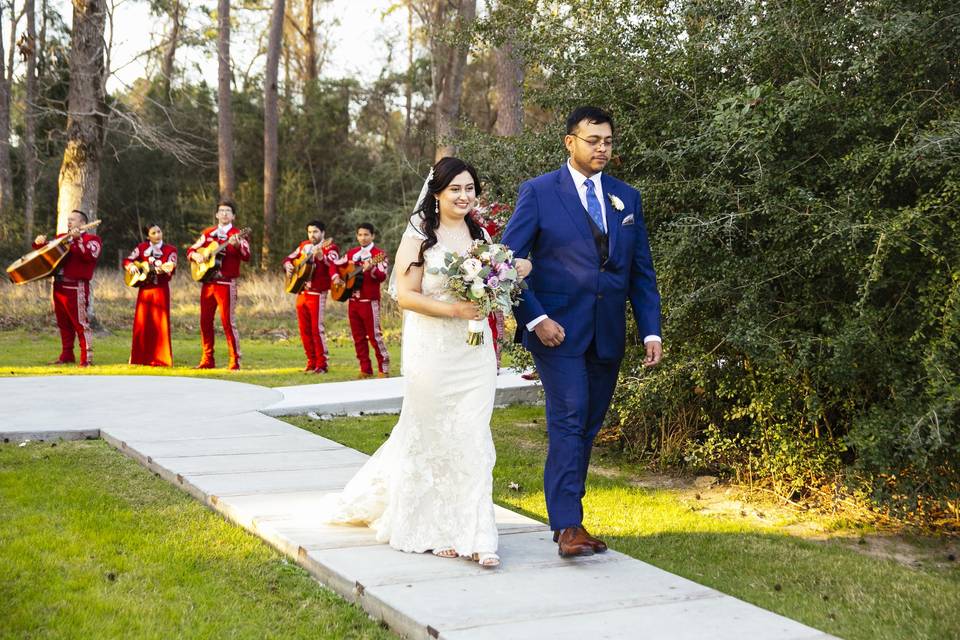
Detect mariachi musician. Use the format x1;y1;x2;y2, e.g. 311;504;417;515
124;223;177;367
339;222;390;378
32;209;102;367
187;200;250;370
282;220;340;374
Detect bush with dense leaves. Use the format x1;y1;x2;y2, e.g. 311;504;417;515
465;0;959;522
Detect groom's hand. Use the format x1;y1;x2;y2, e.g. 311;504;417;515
534;318;565;348
643;341;663;367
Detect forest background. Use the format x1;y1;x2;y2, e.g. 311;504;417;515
0;0;956;528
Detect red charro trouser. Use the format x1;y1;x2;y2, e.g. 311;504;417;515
130;285;173;366
348;299;389;375
296;290;328;369
199;280;241;366
52;279;93;365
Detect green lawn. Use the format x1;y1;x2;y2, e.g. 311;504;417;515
0;328;400;387
0;439;394;640
286;406;960;640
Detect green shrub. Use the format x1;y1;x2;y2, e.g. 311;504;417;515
467;0;960;523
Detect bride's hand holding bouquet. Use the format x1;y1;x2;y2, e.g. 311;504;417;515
430;240;528;345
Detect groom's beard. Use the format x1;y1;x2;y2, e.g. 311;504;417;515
590;154;609;171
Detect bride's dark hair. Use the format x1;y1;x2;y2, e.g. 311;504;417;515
407;157;485;272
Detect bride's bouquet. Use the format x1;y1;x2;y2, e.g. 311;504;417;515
429;239;526;345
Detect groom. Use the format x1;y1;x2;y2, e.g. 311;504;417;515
502;106;662;557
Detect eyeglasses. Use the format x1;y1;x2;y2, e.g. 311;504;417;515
570;134;614;149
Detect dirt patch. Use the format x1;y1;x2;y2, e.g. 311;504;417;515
590;460;960;569
828;534;960;570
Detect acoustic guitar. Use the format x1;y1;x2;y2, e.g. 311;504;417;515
123;260;152;288
6;220;103;285
190;228;252;282
284;238;333;294
330;253;387;302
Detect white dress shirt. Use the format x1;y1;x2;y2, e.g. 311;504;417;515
354;242;376;262
525;161;661;345
214;223;233;240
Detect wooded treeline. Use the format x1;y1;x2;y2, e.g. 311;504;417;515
0;0;956;524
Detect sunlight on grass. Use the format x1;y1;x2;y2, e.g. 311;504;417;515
0;329;400;387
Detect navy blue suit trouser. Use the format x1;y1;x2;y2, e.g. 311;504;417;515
533;340;621;531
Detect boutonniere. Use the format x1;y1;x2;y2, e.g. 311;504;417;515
608;193;625;212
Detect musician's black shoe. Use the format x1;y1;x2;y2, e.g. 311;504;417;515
304;364;317;372
314;366;328;374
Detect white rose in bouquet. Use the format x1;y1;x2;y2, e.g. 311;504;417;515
461;258;483;281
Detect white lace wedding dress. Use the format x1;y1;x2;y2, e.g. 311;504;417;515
319;216;499;556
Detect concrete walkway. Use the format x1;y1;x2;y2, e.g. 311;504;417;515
0;375;836;640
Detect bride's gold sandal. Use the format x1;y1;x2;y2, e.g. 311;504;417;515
472;552;501;568
432;548;458;559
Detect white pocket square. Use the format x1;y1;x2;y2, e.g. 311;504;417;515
621;214;635;225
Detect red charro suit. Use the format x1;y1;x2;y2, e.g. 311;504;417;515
187;225;250;368
124;241;177;366
342;244;389;375
33;232;102;365
283;240;340;371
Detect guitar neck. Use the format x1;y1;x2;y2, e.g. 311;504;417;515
54;221;101;246
210;230;250;256
347;254;386;276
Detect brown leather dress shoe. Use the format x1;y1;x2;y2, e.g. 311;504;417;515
581;526;608;553
556;527;595;558
553;528;608;553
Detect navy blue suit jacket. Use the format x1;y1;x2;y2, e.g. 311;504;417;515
501;166;661;361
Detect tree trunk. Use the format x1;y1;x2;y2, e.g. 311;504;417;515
160;0;181;98
217;0;235;200
24;0;39;246
0;3;13;230
404;0;413;145
262;0;285;267
39;0;47;76
304;0;316;84
493;29;523;136
430;0;475;161
56;0;107;232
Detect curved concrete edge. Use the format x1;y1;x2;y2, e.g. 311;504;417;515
261;372;541;417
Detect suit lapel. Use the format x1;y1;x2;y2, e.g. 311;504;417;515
555;167;598;250
601;174;621;256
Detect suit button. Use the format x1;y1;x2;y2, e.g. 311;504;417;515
600;267;605;272
597;294;603;300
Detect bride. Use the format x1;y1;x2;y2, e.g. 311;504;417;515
319;157;532;568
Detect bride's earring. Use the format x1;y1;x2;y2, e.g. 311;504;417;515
435;199;440;215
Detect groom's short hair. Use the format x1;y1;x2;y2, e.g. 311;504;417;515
566;106;614;135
